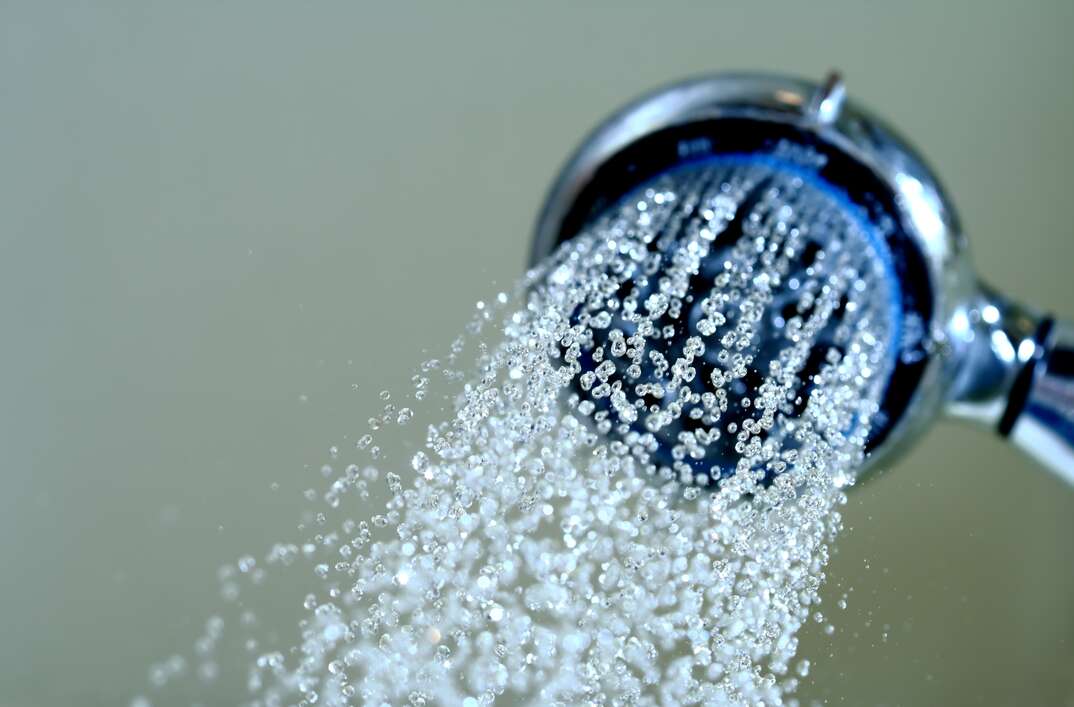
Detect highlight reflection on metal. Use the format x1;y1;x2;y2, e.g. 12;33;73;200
531;71;1074;486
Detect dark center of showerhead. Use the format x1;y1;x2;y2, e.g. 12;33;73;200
559;152;905;486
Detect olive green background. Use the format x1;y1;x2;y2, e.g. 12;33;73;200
2;1;1073;705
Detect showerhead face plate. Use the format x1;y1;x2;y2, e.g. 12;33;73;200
539;116;937;483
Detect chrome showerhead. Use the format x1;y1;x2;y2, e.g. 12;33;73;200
530;72;1073;486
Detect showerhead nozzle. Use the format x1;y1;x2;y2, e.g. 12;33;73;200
530;72;1074;486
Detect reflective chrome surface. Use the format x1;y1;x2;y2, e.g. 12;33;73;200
532;71;1074;486
1009;322;1074;484
945;284;1043;428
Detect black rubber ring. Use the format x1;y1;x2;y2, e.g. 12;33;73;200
998;316;1055;437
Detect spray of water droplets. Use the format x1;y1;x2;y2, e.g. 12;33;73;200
142;153;897;706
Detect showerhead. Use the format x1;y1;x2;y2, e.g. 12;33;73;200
530;72;1074;486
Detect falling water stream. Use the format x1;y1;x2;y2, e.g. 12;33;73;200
140;152;897;706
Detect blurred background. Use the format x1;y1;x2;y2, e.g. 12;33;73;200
3;1;1073;705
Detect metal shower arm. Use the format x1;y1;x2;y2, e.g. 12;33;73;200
945;284;1074;486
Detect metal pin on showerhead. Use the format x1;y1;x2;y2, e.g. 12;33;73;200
530;71;1074;487
806;71;846;126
